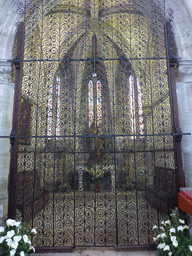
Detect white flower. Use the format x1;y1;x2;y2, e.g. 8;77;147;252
179;219;185;224
10;249;16;256
7;230;15;238
20;252;25;256
168;252;172;256
30;245;35;252
170;236;177;242
153;225;158;230
6;219;16;227
170;228;176;233
0;227;5;233
23;234;29;243
161;221;165;225
160;227;164;230
156;234;161;239
170;213;176;217
157;243;166;249
6;238;13;247
163;245;170;251
14;221;21;228
160;233;166;238
177;225;184;231
165;220;171;225
172;240;178;247
10;240;18;250
31;228;37;234
0;236;5;243
189;245;192;251
183;225;189;229
153;237;158;241
13;235;21;243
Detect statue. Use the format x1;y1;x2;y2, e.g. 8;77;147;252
87;123;105;164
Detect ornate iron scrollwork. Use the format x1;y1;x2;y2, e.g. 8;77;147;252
12;0;179;250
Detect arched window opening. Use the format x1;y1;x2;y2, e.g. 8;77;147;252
96;80;102;127
88;79;93;127
47;76;61;139
47;81;53;137
129;74;144;136
56;76;61;137
88;75;102;128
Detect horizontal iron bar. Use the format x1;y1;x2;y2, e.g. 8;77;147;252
7;57;171;62
172;133;191;136
1;58;183;62
17;149;175;154
1;133;190;139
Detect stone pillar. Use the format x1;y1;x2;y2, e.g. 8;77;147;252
177;60;192;187
0;61;14;225
177;59;192;236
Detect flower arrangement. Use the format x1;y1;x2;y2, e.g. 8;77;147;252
84;164;104;182
0;219;36;256
153;208;192;256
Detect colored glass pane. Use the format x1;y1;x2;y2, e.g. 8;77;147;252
97;80;102;126
88;79;102;127
89;80;94;126
47;82;53;137
137;78;144;135
47;76;61;138
129;75;136;135
56;76;61;138
129;75;144;136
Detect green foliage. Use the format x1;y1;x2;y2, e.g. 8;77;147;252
84;163;104;182
153;208;192;256
0;219;36;256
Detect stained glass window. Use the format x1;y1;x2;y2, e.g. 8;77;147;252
129;75;136;135
56;76;61;138
47;81;53;137
88;79;93;127
88;78;102;127
129;75;144;136
47;76;61;139
137;78;144;135
97;80;102;126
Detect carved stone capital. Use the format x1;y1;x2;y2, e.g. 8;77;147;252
178;59;192;82
0;61;12;84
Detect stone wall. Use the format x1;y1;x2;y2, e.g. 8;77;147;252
0;0;21;224
0;61;14;224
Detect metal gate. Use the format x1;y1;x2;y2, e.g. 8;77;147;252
9;0;183;251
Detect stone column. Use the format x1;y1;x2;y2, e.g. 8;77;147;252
177;60;192;187
0;61;14;225
177;59;192;236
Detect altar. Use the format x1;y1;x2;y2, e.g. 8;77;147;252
76;165;114;191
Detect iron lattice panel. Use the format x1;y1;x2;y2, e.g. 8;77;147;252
13;0;178;249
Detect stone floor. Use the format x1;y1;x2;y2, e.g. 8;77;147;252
30;248;158;256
